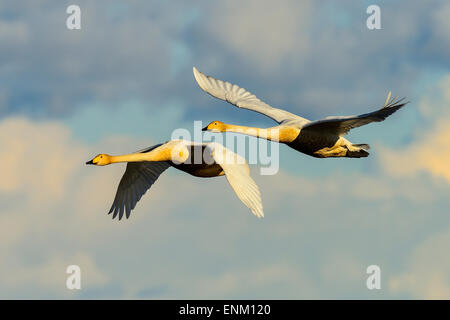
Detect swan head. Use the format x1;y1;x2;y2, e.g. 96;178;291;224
202;121;227;133
86;154;111;166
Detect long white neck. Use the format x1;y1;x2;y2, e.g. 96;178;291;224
109;141;188;164
109;152;166;163
222;124;299;143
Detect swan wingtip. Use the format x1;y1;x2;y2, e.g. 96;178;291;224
255;209;264;219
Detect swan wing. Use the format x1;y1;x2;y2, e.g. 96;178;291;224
301;94;408;136
109;161;170;220
193;67;301;124
207;143;264;218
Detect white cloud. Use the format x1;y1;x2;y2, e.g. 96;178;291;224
389;229;450;299
185;263;318;299
1;253;108;298
1;86;450;299
204;0;312;73
0;117;86;202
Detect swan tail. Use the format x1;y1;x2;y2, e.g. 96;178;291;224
347;144;370;158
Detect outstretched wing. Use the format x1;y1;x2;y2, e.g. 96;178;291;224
301;94;408;136
109;161;170;220
207;143;264;218
193;67;302;124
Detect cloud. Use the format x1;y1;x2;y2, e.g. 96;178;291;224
389;228;450;299
1;253;108;298
1;1;450;299
0;0;195;116
184;0;450;124
0;117;86;201
0;117;115;298
1;0;449;121
1;114;450;298
0;20;29;46
381;119;450;183
380;73;450;184
181;263;319;299
429;2;450;57
418;73;450;120
202;0;312;73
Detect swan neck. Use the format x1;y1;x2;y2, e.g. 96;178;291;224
109;153;151;163
109;147;173;163
224;124;294;142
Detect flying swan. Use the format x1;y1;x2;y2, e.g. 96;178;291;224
86;140;264;220
194;67;408;158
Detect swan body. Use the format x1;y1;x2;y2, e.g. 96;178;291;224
194;67;408;158
86;140;263;220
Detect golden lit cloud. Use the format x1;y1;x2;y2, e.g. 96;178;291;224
381;74;450;184
0;117;87;202
0;111;449;298
381;119;450;183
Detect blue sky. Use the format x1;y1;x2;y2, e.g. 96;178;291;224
0;0;450;299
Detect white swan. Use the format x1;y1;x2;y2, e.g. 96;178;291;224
86;140;263;220
194;67;408;158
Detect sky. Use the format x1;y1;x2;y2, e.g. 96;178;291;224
0;0;449;299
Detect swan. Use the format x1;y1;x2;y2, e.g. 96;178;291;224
194;67;408;158
86;140;263;220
